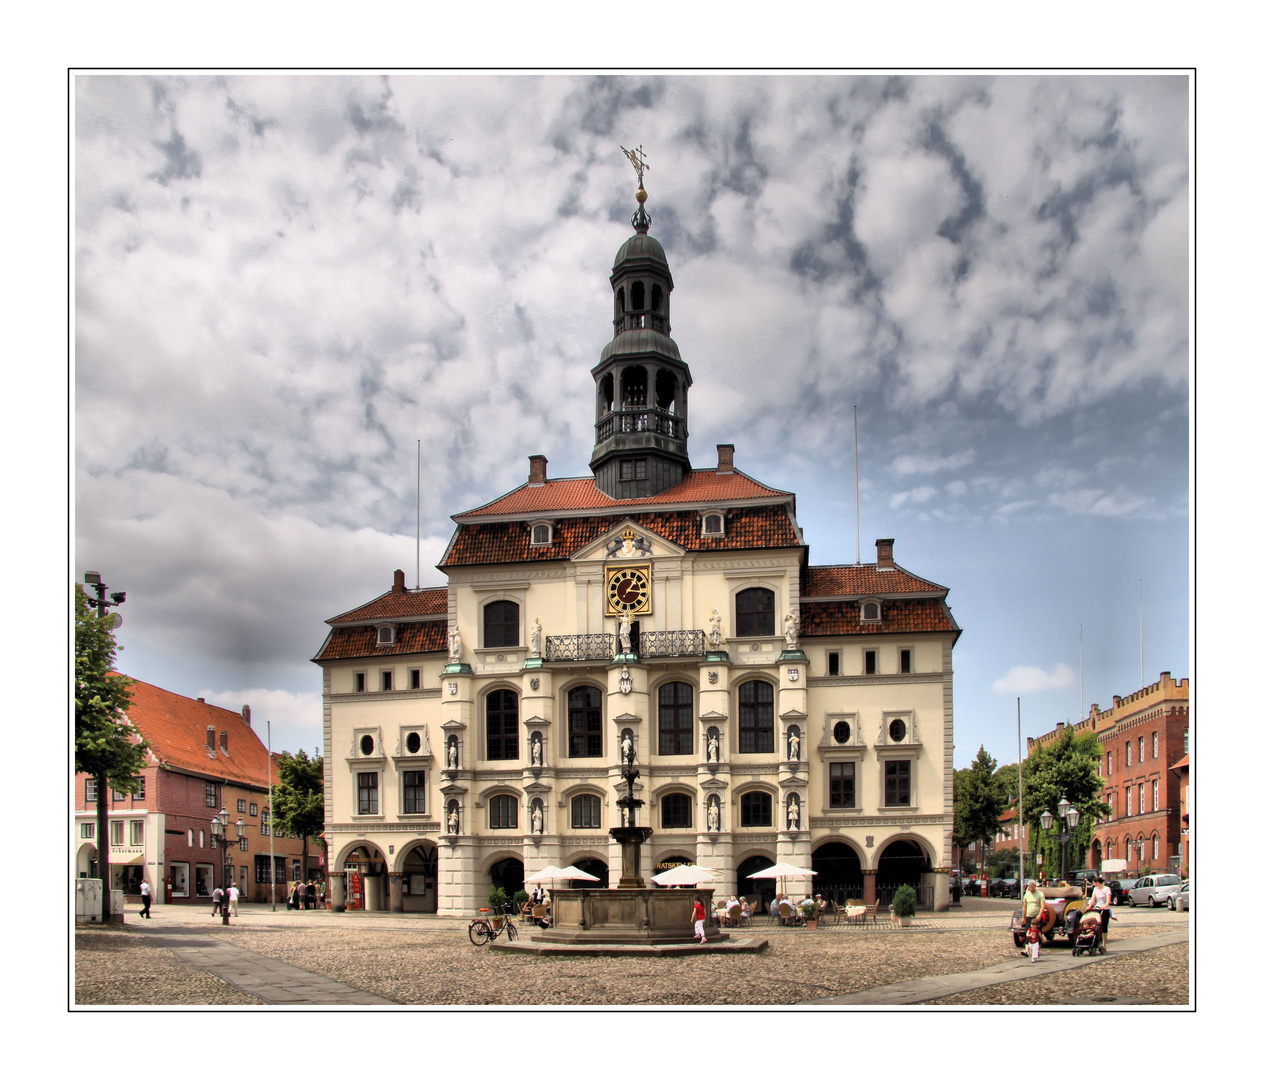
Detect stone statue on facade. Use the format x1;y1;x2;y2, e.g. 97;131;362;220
532;803;543;834
447;624;463;662
708;607;725;648
530;617;543;658
618;611;633;654
622;732;635;766
707;798;719;832
783;610;799;650
787;796;800;831
448;807;459;834
788;729;800;760
707;732;719;763
531;736;543;767
448;738;458;769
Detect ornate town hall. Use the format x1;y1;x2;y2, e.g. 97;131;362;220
314;165;961;916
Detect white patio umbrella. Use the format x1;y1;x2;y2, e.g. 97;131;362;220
524;864;600;893
650;863;720;887
746;862;818;912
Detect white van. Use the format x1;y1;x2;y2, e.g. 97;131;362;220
1128;873;1182;906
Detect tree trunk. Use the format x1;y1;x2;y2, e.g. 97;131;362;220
96;772;110;920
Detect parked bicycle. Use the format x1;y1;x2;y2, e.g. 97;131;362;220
468;903;519;945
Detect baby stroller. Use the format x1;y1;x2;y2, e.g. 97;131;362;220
1070;910;1105;957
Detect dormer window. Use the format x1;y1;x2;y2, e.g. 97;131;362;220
860;599;882;623
529;521;553;546
700;510;725;538
376;625;396;645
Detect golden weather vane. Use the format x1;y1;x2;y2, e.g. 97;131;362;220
620;144;650;189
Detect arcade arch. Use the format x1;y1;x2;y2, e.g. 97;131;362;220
395;839;439;913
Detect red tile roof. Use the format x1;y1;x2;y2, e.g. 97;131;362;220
442;505;802;567
329;587;448;624
800;597;959;637
313;620;448;662
1170;754;1189;770
804;564;947;597
454;469;793;519
123;677;275;788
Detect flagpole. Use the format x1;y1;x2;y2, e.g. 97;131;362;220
853;405;860;563
267;719;276;911
1017;698;1024;889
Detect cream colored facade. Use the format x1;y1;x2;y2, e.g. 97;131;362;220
316;186;959;916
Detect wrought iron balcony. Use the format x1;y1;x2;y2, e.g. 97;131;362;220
637;630;706;658
595;407;685;443
545;634;615;662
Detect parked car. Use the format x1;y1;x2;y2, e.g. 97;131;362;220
1167;881;1192;911
994;878;1019;898
1110;878;1137;905
1129;873;1183;907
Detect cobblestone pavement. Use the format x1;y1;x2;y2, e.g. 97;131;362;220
75;900;1190;1007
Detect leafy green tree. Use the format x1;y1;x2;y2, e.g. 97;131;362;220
993;761;1021;805
74;584;149;919
953;746;1007;877
1021;728;1110;879
271;749;325;885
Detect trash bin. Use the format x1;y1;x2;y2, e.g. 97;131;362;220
980;878;988;898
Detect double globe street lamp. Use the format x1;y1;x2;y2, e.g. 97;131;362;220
210;808;248;925
1040;795;1081;883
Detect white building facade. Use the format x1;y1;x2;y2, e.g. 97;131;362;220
315;185;960;916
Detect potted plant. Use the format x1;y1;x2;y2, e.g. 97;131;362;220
800;900;820;928
513;889;530;915
487;886;509;927
892;884;917;927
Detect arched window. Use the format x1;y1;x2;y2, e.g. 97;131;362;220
568;685;603;758
486;689;519;760
740;791;772;827
658;681;694;755
660;792;692;829
631;281;645;310
651;283;663;312
571;794;601;829
737;680;775;754
616;286;625;314
489;793;518;830
735;588;775;636
484;600;519;648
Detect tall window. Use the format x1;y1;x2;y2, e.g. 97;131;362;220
1126;743;1132;767
490;793;518;829
740;791;772;827
1153;732;1159;759
205;781;218;808
85;778;97;802
110;820;124;847
484;600;520;648
738;680;775;754
134;777;146;801
486;689;520;760
900;648;912;673
255;854;272;884
260;812;270;836
1107;751;1112;775
658;682;694;755
1153;779;1160;812
403;771;426;814
1153;834;1160;861
1138;736;1145;764
357;772;379;814
735;587;775;636
571;794;601;829
568;686;603;758
884;760;911;806
129;820;144;846
1125;787;1132;816
830;761;856;808
1139;785;1146;814
661;793;692;829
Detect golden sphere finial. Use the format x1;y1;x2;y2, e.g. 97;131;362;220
636;186;647;204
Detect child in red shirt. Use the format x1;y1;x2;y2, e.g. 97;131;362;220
692;897;707;944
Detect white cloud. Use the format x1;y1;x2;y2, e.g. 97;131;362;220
992;663;1078;695
893;450;975;476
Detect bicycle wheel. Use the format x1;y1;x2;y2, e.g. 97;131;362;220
468;920;493;946
506;921;518;941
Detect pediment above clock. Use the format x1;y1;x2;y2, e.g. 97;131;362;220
572;519;685;563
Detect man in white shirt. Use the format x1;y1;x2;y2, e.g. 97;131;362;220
228;883;240;915
139;878;153;918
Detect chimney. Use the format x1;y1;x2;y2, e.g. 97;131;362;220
876;538;895;568
716;444;734;474
241;705;251;728
393;569;406;595
197;697;205;703
528;455;548;486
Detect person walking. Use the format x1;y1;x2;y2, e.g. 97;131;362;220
1087;876;1113;949
287;881;297;910
139;878;153;918
306;880;316;909
1020;880;1045;959
211;885;223;917
691;894;708;945
228;883;240;916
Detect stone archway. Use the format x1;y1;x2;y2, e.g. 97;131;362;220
340;842;389;911
396;840;439;913
875;838;930;906
488;855;524;903
569;856;609;888
737;853;776;915
811;841;864;902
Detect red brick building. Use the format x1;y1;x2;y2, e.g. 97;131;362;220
74;678;323;905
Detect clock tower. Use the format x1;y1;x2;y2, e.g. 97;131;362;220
590;163;692;499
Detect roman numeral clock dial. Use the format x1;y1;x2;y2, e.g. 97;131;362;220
606;566;651;615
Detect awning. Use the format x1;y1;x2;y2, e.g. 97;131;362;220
107;851;144;866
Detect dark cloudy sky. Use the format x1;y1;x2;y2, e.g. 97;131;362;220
73;72;1189;765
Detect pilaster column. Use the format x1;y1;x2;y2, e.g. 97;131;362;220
862;868;877;907
329;870;347;910
388;872;405;912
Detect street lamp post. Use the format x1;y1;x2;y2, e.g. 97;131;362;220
1039;795;1081;883
210;807;247;926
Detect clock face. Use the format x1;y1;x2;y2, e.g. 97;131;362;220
606;565;652;615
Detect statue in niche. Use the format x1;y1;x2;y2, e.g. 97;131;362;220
787;796;800;831
530;617;543;658
531;736;543;767
447;738;458;769
707;798;719;832
447;806;459;834
783;610;799;650
618;611;633;655
620;805;628;827
707;607;725;648
447;624;463;662
707;732;719;763
532;802;543;834
621;731;636;766
788;729;801;760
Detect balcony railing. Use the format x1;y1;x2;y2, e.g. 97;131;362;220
595;407;686;443
545;634;615;662
637;630;706;658
615;312;669;334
